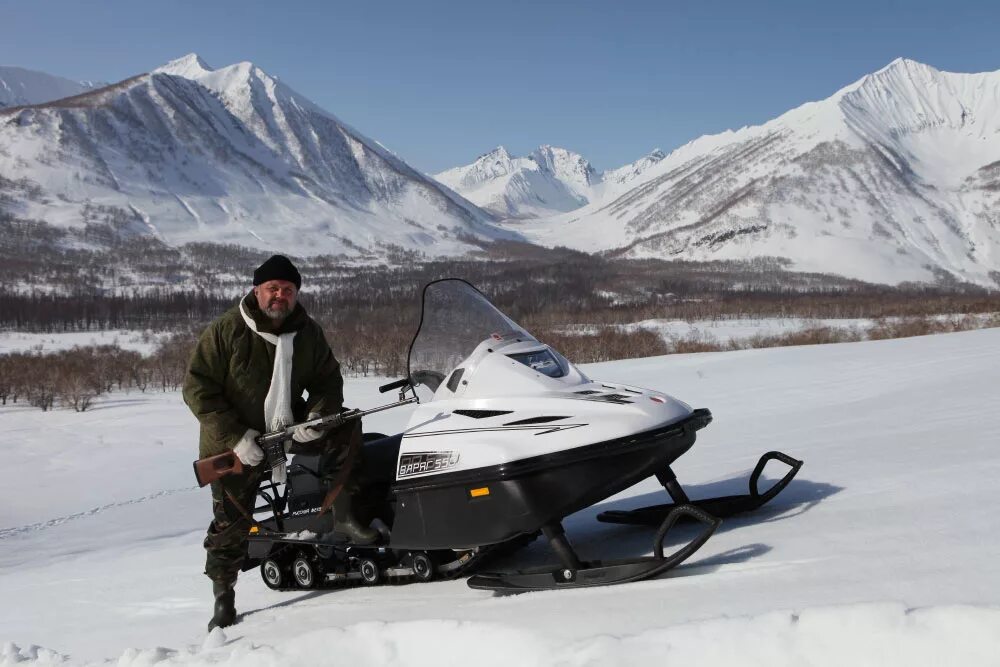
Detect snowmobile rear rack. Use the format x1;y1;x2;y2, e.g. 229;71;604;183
596;451;803;526
467;505;721;592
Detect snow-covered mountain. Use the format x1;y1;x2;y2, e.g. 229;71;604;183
506;59;1000;286
0;65;102;109
0;54;512;257
435;145;665;218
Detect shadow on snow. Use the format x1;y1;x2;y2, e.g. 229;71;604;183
241;472;840;611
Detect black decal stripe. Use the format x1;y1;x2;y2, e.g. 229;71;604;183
453;409;514;419
504;415;570;426
403;424;587;438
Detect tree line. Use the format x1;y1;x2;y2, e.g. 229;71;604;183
0;335;192;412
3;214;1000;412
5;310;999;413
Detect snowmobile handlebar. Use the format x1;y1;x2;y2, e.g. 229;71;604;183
378;377;411;393
192;396;418;487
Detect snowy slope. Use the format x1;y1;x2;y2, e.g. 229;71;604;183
435;145;665;218
0;66;101;109
3;328;1000;664
505;59;1000;286
0;54;512;257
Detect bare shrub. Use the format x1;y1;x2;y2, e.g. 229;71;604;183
868;317;946;340
27;362;58;411
0;356;13;405
668;333;727;354
150;332;198;391
59;372;97;412
735;326;864;350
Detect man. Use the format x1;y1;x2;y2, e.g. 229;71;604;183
183;254;376;631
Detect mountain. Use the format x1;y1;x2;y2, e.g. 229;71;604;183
503;59;1000;286
435;145;665;219
0;65;102;109
0;54;512;257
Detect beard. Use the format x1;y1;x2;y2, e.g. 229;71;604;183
262;299;292;320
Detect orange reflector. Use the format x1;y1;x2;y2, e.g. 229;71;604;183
249;525;259;534
469;487;490;498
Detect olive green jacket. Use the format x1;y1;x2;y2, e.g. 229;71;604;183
183;292;344;458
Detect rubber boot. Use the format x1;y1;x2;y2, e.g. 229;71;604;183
207;580;236;632
333;493;378;545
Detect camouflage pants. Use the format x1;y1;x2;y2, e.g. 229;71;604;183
203;420;362;584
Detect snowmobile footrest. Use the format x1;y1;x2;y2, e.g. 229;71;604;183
597;450;803;526
467;505;720;592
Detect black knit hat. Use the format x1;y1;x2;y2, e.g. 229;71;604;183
253;255;301;289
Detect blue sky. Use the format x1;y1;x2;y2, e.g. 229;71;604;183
3;0;998;173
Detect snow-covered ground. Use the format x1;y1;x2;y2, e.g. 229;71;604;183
2;329;1000;665
0;330;166;356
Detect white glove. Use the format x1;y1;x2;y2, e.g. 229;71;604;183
292;413;325;444
233;429;264;466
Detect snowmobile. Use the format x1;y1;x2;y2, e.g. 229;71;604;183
243;278;803;593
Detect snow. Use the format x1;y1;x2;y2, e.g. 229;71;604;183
496;59;1000;286
2;328;1000;664
0;55;510;260
434;144;664;219
0;330;165;356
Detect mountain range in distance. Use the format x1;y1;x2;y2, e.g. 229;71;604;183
443;58;1000;287
2;56;999;287
434;145;668;219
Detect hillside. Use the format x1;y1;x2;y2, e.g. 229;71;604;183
0;55;512;258
503;59;1000;286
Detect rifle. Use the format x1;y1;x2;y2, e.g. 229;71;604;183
192;392;417;487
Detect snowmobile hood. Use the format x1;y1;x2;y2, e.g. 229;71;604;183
398;280;696;478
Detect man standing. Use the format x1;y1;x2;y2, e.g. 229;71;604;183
183;255;376;631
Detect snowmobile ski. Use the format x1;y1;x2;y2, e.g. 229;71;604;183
468;505;720;592
596;451;803;526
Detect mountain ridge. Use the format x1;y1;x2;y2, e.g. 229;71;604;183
0;54;513;258
4;56;1000;285
498;58;1000;286
434;144;665;218
0;65;103;109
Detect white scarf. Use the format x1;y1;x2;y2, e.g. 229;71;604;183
239;297;297;484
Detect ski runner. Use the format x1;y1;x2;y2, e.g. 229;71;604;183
182;254;377;631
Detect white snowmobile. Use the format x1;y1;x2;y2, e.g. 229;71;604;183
245;278;802;592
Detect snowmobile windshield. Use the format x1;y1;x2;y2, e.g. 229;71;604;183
408;279;536;393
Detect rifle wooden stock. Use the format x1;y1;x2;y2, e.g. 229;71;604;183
193;450;244;487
